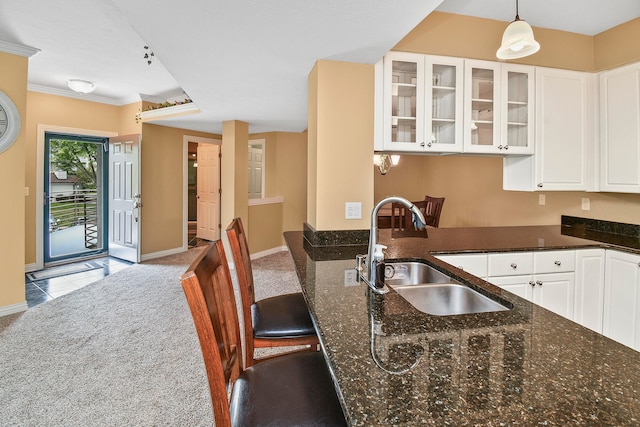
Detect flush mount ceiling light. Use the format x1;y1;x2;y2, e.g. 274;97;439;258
66;79;95;94
496;0;540;60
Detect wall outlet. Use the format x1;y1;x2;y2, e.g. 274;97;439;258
345;202;362;219
538;194;545;205
344;269;359;286
581;198;591;211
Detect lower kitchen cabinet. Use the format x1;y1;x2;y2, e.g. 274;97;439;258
489;273;575;320
603;250;640;350
574;249;606;333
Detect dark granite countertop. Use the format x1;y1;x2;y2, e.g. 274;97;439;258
284;226;640;426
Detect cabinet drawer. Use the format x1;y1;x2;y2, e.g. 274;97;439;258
488;252;533;277
435;254;487;277
534;250;575;273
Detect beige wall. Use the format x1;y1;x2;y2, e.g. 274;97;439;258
373;13;640;228
0;52;28;308
307;60;375;231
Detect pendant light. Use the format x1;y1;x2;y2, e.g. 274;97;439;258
496;0;540;60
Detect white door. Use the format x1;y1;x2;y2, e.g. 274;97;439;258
248;146;263;199
108;134;141;263
196;143;220;241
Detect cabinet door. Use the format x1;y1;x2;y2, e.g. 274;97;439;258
600;62;640;193
382;52;425;151
488;275;534;300
501;64;534;155
574;249;605;333
464;60;501;154
533;272;575;320
503;68;594;192
424;55;464;153
603;250;640;350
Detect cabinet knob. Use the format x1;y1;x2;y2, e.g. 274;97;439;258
529;281;536;287
504;145;509;150
554;260;561;266
510;263;517;269
536;280;543;286
498;145;503;150
427;142;432;147
420;142;425;147
537;183;543;188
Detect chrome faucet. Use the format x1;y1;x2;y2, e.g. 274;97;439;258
360;196;427;294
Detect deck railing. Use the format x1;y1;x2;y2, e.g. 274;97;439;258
49;189;99;249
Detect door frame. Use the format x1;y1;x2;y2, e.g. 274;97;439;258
182;135;221;251
32;125;117;272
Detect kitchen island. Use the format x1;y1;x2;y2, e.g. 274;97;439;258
284;225;640;426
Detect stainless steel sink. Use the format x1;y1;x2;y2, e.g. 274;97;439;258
384;262;510;316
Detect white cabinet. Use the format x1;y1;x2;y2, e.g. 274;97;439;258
503;68;596;191
464;60;501;154
600;62;640;193
500;64;535;155
574;249;606;333
434;253;487;278
381;52;463;153
603;250;640;350
487;250;576;320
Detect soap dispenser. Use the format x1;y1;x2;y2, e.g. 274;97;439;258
373;244;387;289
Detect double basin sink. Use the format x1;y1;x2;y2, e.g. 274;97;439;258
383;261;510;316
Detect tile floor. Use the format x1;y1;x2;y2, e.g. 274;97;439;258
25;257;133;308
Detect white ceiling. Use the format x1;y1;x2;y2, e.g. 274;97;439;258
1;0;638;135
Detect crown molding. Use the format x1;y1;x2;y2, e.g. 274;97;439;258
0;40;40;57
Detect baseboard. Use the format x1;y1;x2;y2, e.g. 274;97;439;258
0;301;28;317
140;246;186;262
250;245;287;260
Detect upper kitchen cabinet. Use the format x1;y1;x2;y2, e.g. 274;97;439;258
600;62;640;193
503;68;596;191
500;64;534;155
379;52;463;153
464;60;501;154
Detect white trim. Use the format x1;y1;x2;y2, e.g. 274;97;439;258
250;245;287;260
182;135;221;251
139;103;199;121
25;262;38;273
0;301;28;317
248;196;284;206
0;40;40;57
34;125;118;271
140;246;186;262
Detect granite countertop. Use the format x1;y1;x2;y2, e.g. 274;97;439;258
284;225;640;426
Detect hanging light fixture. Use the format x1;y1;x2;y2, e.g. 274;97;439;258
496;0;540;60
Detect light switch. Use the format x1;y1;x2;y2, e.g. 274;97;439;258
582;198;590;211
345;202;362;219
538;194;545;205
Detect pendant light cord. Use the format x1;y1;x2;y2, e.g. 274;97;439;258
514;0;520;21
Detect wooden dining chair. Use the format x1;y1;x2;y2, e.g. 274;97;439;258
423;195;445;227
180;241;347;427
226;217;319;369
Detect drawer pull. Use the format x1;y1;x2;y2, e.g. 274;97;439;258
529;281;536;287
510;263;517;269
554;260;561;266
536;280;543;286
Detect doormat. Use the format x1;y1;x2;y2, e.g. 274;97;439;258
27;262;101;281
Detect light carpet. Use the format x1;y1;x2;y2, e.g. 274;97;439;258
0;247;302;426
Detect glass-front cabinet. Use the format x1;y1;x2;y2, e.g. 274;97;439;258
464;60;501;153
501;64;534;155
382;52;463;153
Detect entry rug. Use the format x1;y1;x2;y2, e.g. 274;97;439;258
27;262;101;281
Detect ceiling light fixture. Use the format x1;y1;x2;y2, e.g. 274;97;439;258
374;153;400;175
496;0;540;60
66;79;95;94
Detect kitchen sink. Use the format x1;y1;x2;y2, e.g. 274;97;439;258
384;262;510;316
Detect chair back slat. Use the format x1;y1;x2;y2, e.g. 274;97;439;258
180;241;242;427
226;217;258;368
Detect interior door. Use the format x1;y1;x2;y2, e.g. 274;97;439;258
248;145;263;199
196;143;220;241
108;134;141;262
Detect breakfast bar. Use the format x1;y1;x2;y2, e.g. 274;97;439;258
284;224;640;426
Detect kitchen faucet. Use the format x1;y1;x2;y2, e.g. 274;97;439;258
359;196;427;294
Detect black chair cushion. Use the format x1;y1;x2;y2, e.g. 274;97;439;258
229;351;347;427
251;292;316;338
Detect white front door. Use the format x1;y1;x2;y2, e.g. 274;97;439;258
108;134;141;262
196;143;220;241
